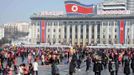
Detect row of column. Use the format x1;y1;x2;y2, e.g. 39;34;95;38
66;24;96;45
45;21;134;45
46;22;111;45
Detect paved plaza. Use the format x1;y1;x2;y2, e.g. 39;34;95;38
34;60;134;75
3;56;133;75
38;62;134;75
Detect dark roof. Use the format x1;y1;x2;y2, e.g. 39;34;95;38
30;14;134;20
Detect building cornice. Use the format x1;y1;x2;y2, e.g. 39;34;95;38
30;15;134;20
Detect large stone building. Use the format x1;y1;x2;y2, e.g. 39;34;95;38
30;14;134;46
29;0;134;47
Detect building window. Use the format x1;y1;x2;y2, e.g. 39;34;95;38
59;29;61;32
109;35;111;39
64;26;67;39
48;29;50;32
128;36;129;39
75;26;77;33
63;21;67;25
38;22;40;26
86;34;88;39
37;34;40;39
48;35;50;38
59;35;61;38
86;26;89;33
127;28;129;33
38;28;40;32
81;26;83;33
75;35;77;39
70;27;72;33
65;35;66;39
54;22;57;26
115;35;117;38
49;22;52;26
54;29;56;32
53;35;55;38
81;34;83;39
70;34;72;38
97;35;100;39
115;28;117;32
103;35;105;38
59;41;61;43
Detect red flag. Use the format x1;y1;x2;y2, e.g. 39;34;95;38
65;1;94;15
41;20;46;43
119;20;125;44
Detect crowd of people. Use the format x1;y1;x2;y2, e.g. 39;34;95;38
0;46;134;75
69;48;134;75
0;46;70;75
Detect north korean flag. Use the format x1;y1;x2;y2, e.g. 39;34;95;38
119;20;125;44
65;1;94;15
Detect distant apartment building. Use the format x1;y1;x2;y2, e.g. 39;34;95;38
28;25;39;44
127;0;134;14
97;0;130;15
4;22;30;33
0;26;4;40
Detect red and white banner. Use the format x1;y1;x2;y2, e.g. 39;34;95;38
119;20;125;44
65;1;94;15
41;20;46;43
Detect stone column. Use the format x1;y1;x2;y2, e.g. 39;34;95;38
106;22;109;44
100;22;103;44
67;24;70;45
61;24;64;44
72;24;75;45
131;24;134;44
88;24;92;45
78;25;81;45
112;21;116;44
56;22;59;43
125;21;128;44
51;22;54;44
83;25;86;46
94;24;97;44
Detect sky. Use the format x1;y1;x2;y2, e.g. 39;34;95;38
0;0;102;24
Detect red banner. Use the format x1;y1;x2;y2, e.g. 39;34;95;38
119;20;125;44
41;20;45;43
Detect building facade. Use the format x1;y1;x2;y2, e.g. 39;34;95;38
0;26;4;40
127;0;134;14
97;1;130;15
28;25;39;44
4;22;30;33
30;14;134;46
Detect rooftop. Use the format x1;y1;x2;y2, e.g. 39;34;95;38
30;14;134;20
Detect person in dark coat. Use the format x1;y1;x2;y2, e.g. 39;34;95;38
108;60;116;75
29;63;34;75
115;60;119;75
72;53;77;62
85;55;91;72
76;56;82;71
93;60;103;75
131;54;134;73
51;62;60;75
69;59;76;75
102;53;108;69
124;60;130;75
